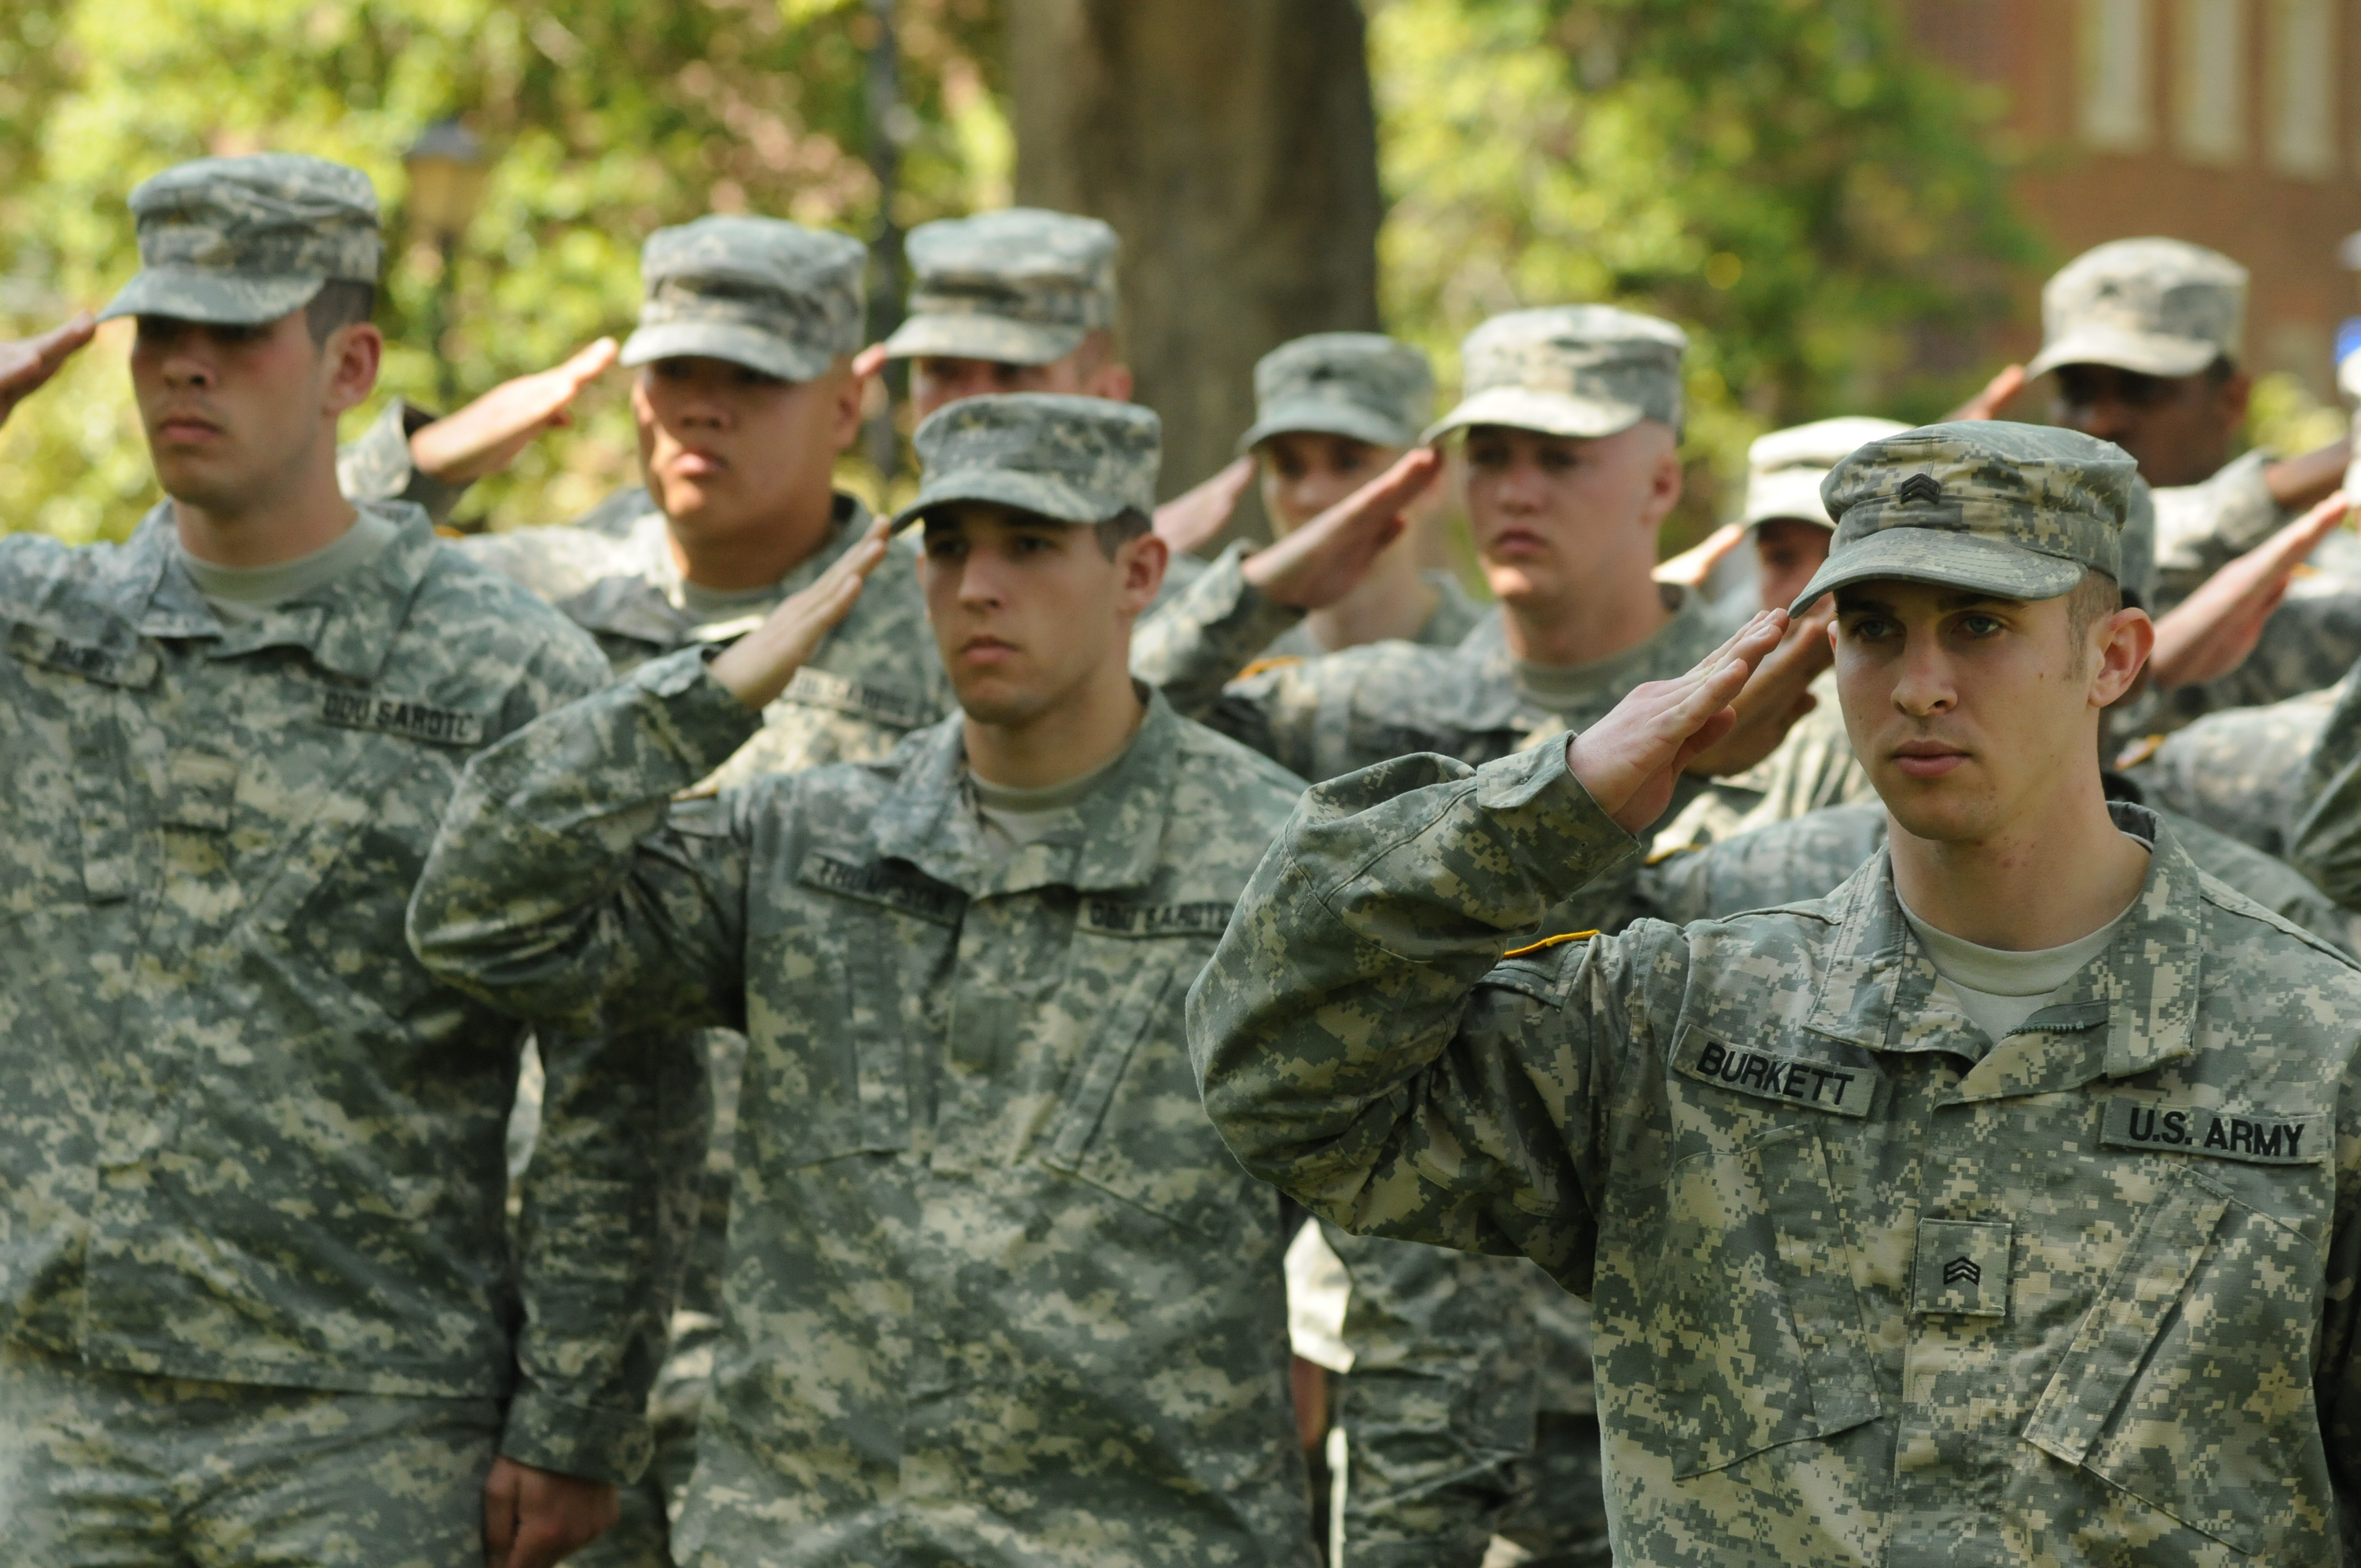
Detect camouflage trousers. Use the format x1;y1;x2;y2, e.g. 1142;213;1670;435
0;1343;500;1567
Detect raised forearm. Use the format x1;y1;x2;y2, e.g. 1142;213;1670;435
409;648;757;1031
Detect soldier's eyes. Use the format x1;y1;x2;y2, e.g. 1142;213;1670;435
1960;614;2004;636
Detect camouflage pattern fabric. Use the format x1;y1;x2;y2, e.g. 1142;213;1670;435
457;493;951;785
2022;236;2247;383
1643;793;2361;956
2146;576;2361;728
97;152;381;326
882;207;1120;366
1260;570;1486;661
0;504;658;1489
2290;665;2361;914
336;398;471;530
1425;306;1686;444
0;1343;501;1568
1490;1412;1611;1568
896;392;1160;528
1795;421;2136;610
1190;738;2361;1566
2150;450;2293;610
2122;680;2342;858
618;215;867;384
408;669;1318;1566
453;490;954;1568
1649;669;1872;855
1739;417;1910;529
1236;332;1435;455
1138;570;1721;1563
1318;1225;1612;1568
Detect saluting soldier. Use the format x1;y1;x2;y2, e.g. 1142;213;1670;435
875;205;1250;571
407;394;1322;1566
1138;304;1820;1568
0;154;632;1568
1192;419;2361;1566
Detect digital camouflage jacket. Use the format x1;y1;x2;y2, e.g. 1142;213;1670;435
0;503;655;1479
1190;739;2361;1567
408;656;1318;1567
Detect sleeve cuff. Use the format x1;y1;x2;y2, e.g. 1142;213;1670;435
631;647;769;780
335;398;472;529
499;1387;652;1486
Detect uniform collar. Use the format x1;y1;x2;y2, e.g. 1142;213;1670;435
1454;584;1718;734
867;683;1186;898
112;498;441;683
1804;801;2200;1082
558;492;868;649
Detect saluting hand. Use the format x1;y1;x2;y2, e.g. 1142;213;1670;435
709;514;893;709
1679;598;1835;778
1945;363;2026;423
1567;610;1790;833
1240;446;1442;610
0;313;97;430
2148;489;2348;690
1154;456;1256;556
409;337;621;485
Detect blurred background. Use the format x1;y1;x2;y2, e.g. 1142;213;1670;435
2;0;2355;559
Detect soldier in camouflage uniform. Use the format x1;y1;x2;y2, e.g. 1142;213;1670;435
1235;332;1480;660
878;205;1239;582
2024;237;2355;723
0;154;636;1568
1193;419;2361;1566
409;392;1318;1566
1146;305;1793;1568
383;214;948;1568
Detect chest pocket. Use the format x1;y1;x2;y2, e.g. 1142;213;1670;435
2022;1165;2325;1554
236;699;482;1031
1645;1117;1883;1477
1036;904;1254;1241
3;628;156;905
744;852;961;1169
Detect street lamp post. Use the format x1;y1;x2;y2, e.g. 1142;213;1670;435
403;119;489;409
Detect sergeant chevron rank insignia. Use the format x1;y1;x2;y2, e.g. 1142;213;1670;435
2100;1096;2326;1164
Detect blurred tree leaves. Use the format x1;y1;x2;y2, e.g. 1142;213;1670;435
1371;0;2040;544
0;0;1004;539
3;0;2035;551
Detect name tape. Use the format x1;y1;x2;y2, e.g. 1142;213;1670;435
1080;897;1234;939
2101;1097;2326;1166
1677;1035;1878;1119
318;691;485;747
799;852;965;925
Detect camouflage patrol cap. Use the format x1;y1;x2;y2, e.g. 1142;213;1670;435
1424;306;1687;443
1742;416;1912;529
1791;421;2136;611
2024;238;2248;381
894;393;1158;529
1236;333;1434;455
618;216;867;383
99;154;381;326
882;209;1120;366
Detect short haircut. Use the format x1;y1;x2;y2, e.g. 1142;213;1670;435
2202;353;2238;387
304;280;377;345
2065;566;2121;664
1091;506;1153;559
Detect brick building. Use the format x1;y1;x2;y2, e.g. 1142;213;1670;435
1912;0;2361;396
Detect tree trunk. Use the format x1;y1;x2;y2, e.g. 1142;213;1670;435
1008;0;1383;543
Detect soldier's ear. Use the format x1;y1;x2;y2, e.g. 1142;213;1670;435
321;321;382;416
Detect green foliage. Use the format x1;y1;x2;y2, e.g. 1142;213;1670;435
0;0;1003;539
3;0;2033;553
1369;0;2040;544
